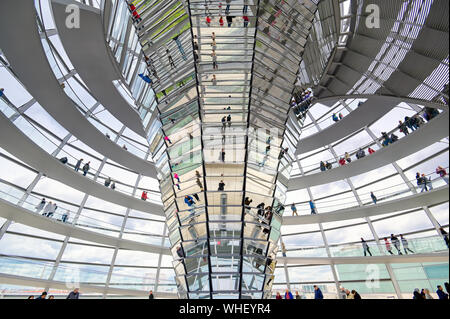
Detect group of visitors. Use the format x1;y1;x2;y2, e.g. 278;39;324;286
126;1;143;30
339;287;362;299
316;107;442;173
275;290;303;299
204;1;250;28
103;176;116;190
361;231;449;257
255;202;273;225
292;89;314;119
72;158;91;177
332;113;344;122
274;284;449;299
221;114;232;130
290;201;317;216
416;172;434;192
28;288;80;300
258;134;272;167
413;283;449;299
319;147;376;172
35;198;69;223
361;234;415;257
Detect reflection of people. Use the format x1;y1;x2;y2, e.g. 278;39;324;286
139;73;152;84
440;227;449;248
176;246;184;259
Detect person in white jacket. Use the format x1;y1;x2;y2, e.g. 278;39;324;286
47;202;57;218
42;201;53;217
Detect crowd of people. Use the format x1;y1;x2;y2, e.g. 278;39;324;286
291;89;314;119
28;288;80;300
274;283;449;299
339;287;362;299
316;108;441;173
361;234;415;257
290;164;447;217
28;288;158;299
413;283;449;300
204;1;250;28
275;286;325;299
361;230;449;257
319;147;376;172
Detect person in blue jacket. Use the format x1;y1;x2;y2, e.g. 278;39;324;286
437;285;449;299
139;73;152;84
284;289;293;299
309;200;317;215
184;195;195;207
314;285;324;299
332;113;339;122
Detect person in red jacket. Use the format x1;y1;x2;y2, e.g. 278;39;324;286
219;16;224;27
206;16;211;27
339;158;346;166
436;166;449;184
128;3;142;23
368;147;375;155
243;15;249;27
141;191;148;201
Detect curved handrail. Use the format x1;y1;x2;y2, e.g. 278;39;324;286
287;110;446;179
0;182;169;246
35;6;150;160
285;169;448;214
0;254;175;286
280;234;449;258
0;99;162;205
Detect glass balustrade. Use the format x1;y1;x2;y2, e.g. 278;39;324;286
0;255;175;292
0;100;162;205
280;235;449;258
285;171;448;216
0;182;169;248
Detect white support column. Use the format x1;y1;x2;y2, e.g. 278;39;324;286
154;223;168;293
103;173;142;298
279;237;291;291
296;155;341;299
